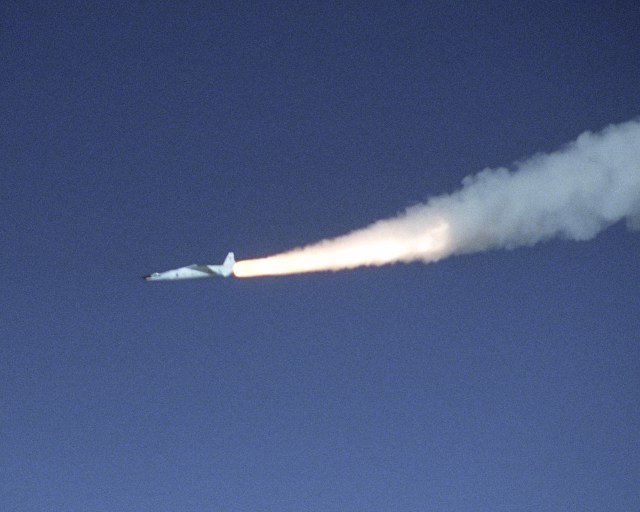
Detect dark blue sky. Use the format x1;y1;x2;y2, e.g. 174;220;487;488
2;2;639;511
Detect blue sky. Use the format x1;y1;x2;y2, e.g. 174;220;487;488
2;2;639;511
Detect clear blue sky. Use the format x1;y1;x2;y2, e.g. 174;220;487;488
2;2;639;511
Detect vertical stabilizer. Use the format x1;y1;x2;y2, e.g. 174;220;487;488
222;252;235;276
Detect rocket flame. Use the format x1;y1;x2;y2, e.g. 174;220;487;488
233;219;451;277
233;119;640;278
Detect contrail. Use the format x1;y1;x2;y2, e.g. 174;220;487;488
233;119;640;278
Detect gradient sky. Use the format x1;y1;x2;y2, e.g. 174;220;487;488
2;2;639;511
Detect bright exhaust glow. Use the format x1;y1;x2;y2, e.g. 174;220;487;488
233;220;450;277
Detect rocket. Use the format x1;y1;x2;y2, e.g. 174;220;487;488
144;252;235;281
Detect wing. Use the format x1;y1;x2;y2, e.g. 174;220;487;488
187;264;220;276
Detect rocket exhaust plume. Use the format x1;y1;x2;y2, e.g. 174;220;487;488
233;119;640;278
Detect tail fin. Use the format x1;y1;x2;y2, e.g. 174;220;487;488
222;252;235;276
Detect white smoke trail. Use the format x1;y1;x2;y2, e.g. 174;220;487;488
233;119;640;277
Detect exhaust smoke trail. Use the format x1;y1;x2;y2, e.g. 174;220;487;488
233;119;640;278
